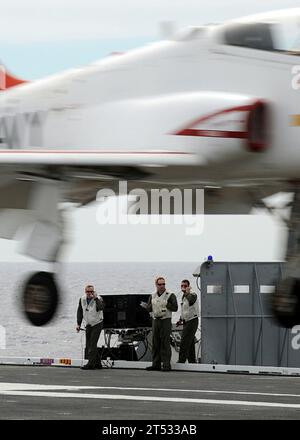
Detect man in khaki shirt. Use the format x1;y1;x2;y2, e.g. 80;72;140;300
177;279;199;363
144;276;178;371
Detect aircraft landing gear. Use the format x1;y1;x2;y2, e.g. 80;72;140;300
273;189;300;327
22;271;59;326
273;276;300;328
18;180;65;326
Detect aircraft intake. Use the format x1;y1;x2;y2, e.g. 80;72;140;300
171;93;269;157
246;100;268;152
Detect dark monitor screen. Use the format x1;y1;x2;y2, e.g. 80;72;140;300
102;294;152;329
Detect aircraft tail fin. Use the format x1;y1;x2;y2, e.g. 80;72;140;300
0;65;28;90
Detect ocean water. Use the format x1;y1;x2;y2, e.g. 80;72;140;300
0;262;199;359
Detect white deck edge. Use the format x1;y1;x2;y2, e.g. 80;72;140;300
0;356;300;376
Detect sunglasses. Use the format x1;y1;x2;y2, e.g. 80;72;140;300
181;285;188;287
86;290;94;293
157;283;165;286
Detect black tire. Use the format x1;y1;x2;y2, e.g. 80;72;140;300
22;271;59;326
272;277;300;328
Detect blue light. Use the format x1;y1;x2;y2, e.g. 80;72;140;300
207;255;213;261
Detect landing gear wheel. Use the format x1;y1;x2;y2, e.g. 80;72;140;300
272;277;300;328
22;271;59;326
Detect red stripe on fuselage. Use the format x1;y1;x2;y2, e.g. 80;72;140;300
177;129;248;139
173;104;253;138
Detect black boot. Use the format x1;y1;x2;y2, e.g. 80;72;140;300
81;364;96;370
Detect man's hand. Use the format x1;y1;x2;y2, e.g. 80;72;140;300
183;286;191;296
76;325;81;333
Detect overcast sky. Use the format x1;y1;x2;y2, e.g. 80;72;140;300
0;0;296;262
0;0;298;78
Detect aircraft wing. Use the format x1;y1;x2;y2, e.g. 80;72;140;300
0;147;200;205
0;149;198;167
0;148;201;259
0;147;279;263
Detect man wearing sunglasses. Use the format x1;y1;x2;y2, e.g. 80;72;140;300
76;284;104;370
145;276;178;372
177;280;199;364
